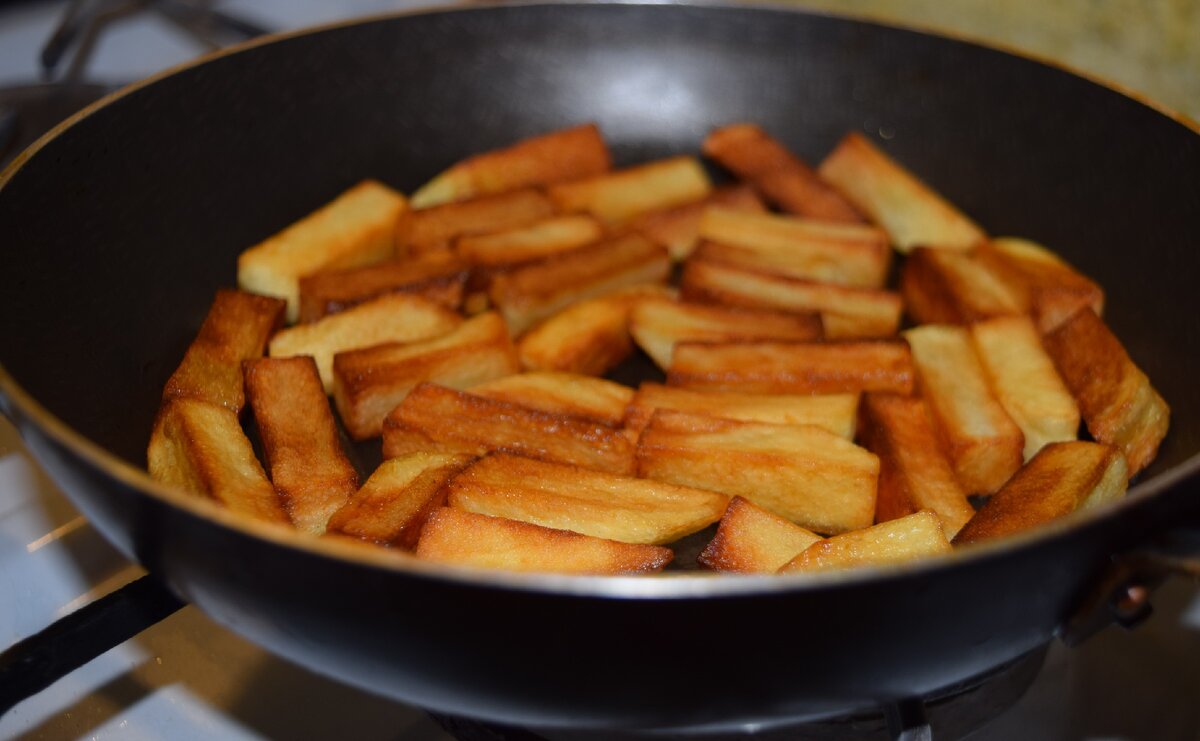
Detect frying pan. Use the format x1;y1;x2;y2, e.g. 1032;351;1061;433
1;1;1199;732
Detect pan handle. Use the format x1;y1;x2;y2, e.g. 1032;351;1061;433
1061;524;1200;646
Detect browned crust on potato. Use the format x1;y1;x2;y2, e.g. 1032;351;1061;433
397;188;557;254
416;507;673;574
297;251;468;322
244;356;359;534
148;397;289;524
382;383;636;475
953;441;1127;545
162;289;286;413
1041;308;1169;476
667;339;914;395
325;453;473;549
857;393;974;537
697;496;823;573
703;123;864;223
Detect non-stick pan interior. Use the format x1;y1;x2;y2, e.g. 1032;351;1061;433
2;3;1199;480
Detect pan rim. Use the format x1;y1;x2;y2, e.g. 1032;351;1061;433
1;0;1197;600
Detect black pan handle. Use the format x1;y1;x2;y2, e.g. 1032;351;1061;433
1061;518;1200;646
0;575;185;719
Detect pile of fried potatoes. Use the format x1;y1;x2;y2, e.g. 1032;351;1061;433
147;122;1169;576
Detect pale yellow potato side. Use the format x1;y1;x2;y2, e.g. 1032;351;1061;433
238;180;406;322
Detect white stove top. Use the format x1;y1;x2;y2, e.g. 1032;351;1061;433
1;2;1199;739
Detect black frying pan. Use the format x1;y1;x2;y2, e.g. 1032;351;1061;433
1;2;1199;731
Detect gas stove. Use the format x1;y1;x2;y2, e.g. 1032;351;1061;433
1;2;1199;739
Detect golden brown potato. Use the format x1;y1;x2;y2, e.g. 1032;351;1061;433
162;289;285;413
817;132;986;252
627;184;766;261
148;397;289;524
696;207;890;288
410;123;612;208
296;251;468;322
780;511;952;573
857;393;974;538
515;285;671;375
332;311;519;440
244;356;359;534
325;452;473;549
629;295;823;371
383;383;636;475
237;180;406;322
904;324;1024;494
702;123;864;222
269;292;463;393
455;214;605;275
447;453;728;545
976;237;1104;333
680;258;902;339
416;508;673;574
468;372;634;427
697;496;823;573
547;156;712;226
900;246;1027;325
667;339;914;396
1042;309;1169;476
488;233;670;335
970;315;1079;460
625;383;858;439
636;410;879;535
397;188;556;255
953;441;1128;545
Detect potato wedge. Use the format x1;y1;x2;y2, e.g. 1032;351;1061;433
954;441;1128;545
296;251;468;322
1042;308;1169;476
702;123;863;222
244;357;359;534
383;383;636;475
447;453;727;545
977;237;1105;333
629;296;823;371
680;258;902;339
667;339;914;396
416;508;673;574
410;123;612;208
780;511;951;573
697;207;889;288
636;410;879;535
325;452;473;549
625;383;858;439
857;393;974;538
332;311;519;440
697;496;823;573
970;315;1079;460
148;397;288;523
904;325;1024;494
397;188;556;255
269;292;463;394
515;285;671;375
818;132;986;252
468;372;633;427
489;233;670;335
237;180;406;322
627;184;766;261
162;289;285;413
547;155;712;226
900;246;1028;325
